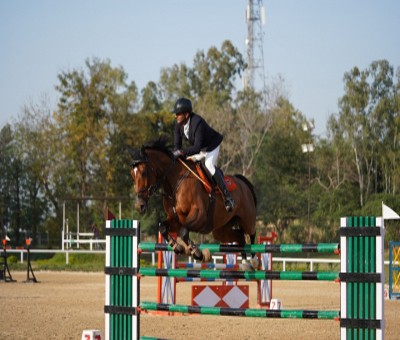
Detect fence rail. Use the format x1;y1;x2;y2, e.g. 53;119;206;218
1;248;391;270
62;232;105;251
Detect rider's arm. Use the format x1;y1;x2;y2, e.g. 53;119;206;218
173;122;183;151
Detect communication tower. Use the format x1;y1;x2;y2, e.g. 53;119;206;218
244;0;267;94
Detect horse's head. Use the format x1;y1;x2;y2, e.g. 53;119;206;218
125;145;157;214
126;138;174;214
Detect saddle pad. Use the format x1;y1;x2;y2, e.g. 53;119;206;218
224;176;237;192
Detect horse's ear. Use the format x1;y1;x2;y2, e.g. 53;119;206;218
124;145;145;165
140;145;148;162
123;144;137;158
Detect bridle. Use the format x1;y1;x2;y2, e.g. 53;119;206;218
131;162;158;198
131;156;176;201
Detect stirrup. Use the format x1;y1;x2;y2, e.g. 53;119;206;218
224;197;236;212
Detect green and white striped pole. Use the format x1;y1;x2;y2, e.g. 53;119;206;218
140;301;340;320
340;216;385;340
139;268;339;281
105;219;140;340
139;242;339;254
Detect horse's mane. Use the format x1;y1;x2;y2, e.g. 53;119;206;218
143;137;173;158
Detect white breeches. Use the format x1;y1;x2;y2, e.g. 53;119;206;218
187;146;220;176
204;146;220;176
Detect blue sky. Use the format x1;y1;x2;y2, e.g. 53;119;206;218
0;1;399;136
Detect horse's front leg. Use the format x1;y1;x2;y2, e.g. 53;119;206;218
176;224;204;261
183;231;211;263
158;221;185;255
187;239;211;262
162;223;210;262
176;226;203;260
159;223;200;259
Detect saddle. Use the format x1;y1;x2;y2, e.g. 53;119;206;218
194;162;237;194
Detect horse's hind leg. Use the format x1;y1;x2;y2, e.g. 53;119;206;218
213;225;253;269
248;233;259;270
233;226;259;270
237;218;259;270
235;230;257;270
232;229;248;265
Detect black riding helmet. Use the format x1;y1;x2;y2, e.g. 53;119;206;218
172;97;192;115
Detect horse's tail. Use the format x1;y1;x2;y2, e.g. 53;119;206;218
234;174;257;208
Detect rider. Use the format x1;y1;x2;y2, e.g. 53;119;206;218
172;97;236;212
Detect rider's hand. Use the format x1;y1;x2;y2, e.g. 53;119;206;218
173;150;183;160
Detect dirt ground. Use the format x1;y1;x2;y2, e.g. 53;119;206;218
0;271;398;340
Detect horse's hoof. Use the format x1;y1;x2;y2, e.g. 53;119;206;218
173;243;185;255
202;248;211;262
241;259;252;271
241;258;258;271
250;256;260;270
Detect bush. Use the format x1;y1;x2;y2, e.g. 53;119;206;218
6;255;18;264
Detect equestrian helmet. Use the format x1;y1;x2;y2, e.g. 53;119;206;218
172;97;192;115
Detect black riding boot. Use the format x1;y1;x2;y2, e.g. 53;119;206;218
213;169;236;212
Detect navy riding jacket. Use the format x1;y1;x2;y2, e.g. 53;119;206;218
173;113;223;157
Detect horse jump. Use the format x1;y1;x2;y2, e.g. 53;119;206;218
156;231;278;308
104;217;385;340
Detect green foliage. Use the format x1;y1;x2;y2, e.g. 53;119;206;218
253;98;311;241
271;258;340;273
8;252;154;272
33;253;105;271
6;255;18;264
360;193;400;245
329;60;400;206
1;42;399;245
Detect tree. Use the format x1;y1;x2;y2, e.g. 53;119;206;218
13;98;54;245
253;98;309;242
0;124;14;238
55;59;138;191
336;66;371;207
368;60;399;195
329;60;399;207
54;58;139;232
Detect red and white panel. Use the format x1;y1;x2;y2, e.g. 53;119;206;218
192;285;249;308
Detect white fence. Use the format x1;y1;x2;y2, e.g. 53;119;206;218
2;248;391;269
3;249;107;265
62;232;105;251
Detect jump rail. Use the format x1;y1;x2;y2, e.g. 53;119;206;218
139;301;340;319
139;268;339;281
104;217;385;340
139;242;339;254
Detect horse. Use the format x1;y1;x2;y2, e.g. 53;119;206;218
126;137;259;269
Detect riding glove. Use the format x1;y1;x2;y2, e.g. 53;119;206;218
173;150;183;159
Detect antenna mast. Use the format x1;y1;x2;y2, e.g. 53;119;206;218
244;0;267;95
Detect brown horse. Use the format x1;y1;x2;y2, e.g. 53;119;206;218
127;138;258;268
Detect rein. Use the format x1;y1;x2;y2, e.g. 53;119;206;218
134;155;197;200
131;153;212;206
178;158;212;192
